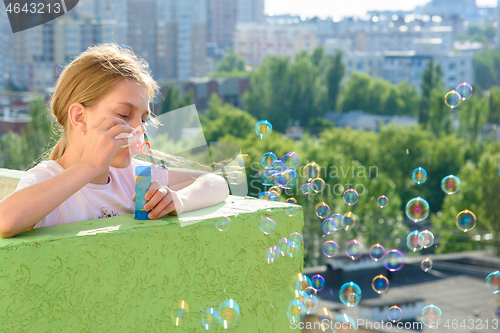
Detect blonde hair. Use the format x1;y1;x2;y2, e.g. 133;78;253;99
46;43;160;161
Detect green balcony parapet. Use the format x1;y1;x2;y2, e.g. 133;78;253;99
0;168;304;332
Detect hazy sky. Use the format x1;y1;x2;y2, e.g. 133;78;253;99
265;0;498;18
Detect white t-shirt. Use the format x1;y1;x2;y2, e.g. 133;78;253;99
14;158;169;228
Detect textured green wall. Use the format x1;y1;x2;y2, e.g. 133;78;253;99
0;195;304;332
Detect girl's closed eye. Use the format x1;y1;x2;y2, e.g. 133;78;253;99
118;113;147;124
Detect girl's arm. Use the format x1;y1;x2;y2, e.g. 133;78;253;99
171;171;230;213
0;162;101;238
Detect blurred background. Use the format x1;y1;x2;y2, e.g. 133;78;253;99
0;0;500;331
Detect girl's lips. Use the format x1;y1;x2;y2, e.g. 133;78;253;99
115;125;145;155
115;132;135;148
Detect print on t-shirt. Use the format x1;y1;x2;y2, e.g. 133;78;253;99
97;207;119;219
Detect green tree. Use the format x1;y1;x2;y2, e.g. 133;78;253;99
432;152;500;254
326;50;345;111
201;94;257;142
216;47;246;73
428;87;453;137
488;86;500;123
339;72;372;112
0;94;56;170
243;56;291;132
473;50;500;90
288;52;328;126
419;59;443;128
396;81;420;116
158;83;194;116
457;94;490;141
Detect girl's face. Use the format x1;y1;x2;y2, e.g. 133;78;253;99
86;78;151;168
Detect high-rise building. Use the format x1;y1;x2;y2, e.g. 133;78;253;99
206;0;265;52
497;0;500;48
235;22;318;66
236;0;265;23
424;0;479;17
207;0;237;48
92;0;207;80
127;0;159;80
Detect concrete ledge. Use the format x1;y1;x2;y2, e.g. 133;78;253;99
0;195;304;332
0;168;25;200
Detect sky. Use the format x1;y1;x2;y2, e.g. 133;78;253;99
265;0;498;19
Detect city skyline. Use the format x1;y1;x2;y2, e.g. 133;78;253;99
265;0;498;19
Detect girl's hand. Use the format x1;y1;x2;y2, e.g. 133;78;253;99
132;180;185;218
80;116;135;174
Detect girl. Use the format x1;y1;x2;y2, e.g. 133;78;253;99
0;43;229;238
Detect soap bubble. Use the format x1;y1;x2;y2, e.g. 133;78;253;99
343;189;359;205
412;167;427;184
215;216;230;231
285;197;298;216
405;197;430;222
315;202;331;219
322;240;339;257
377;195;389;208
260;217;276;234
372;275;389;294
339;282;362;307
388;305;402;323
322;218;339;234
406;230;422;252
277;238;290;256
418;230;435;248
456;209;476;232
255;120;272;139
269;185;282;196
274;172;290;187
344;212;357;230
282;152;301;170
311;178;326;193
281;169;299;189
304;286;317;297
287;241;300;257
346;239;363;260
302;162;321;179
456;82;473;100
486;271;500;294
265;246;280;263
441;175;460;194
258;191;278;201
271;159;286;172
218;299;240;329
421;304;442;327
330;213;345;230
201;307;220;330
297;290;309;305
444;90;461;108
369;244;386;261
287;299;305;322
289;232;303;246
311;274;325;291
171;300;190;326
261;152;277;169
294;274;312;292
303;295;319;314
259;170;277;186
301;183;314;195
383;249;405;272
421;258;433;272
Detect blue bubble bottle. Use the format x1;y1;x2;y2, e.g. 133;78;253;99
135;166;151;220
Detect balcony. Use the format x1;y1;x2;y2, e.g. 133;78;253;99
0;168;304;332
